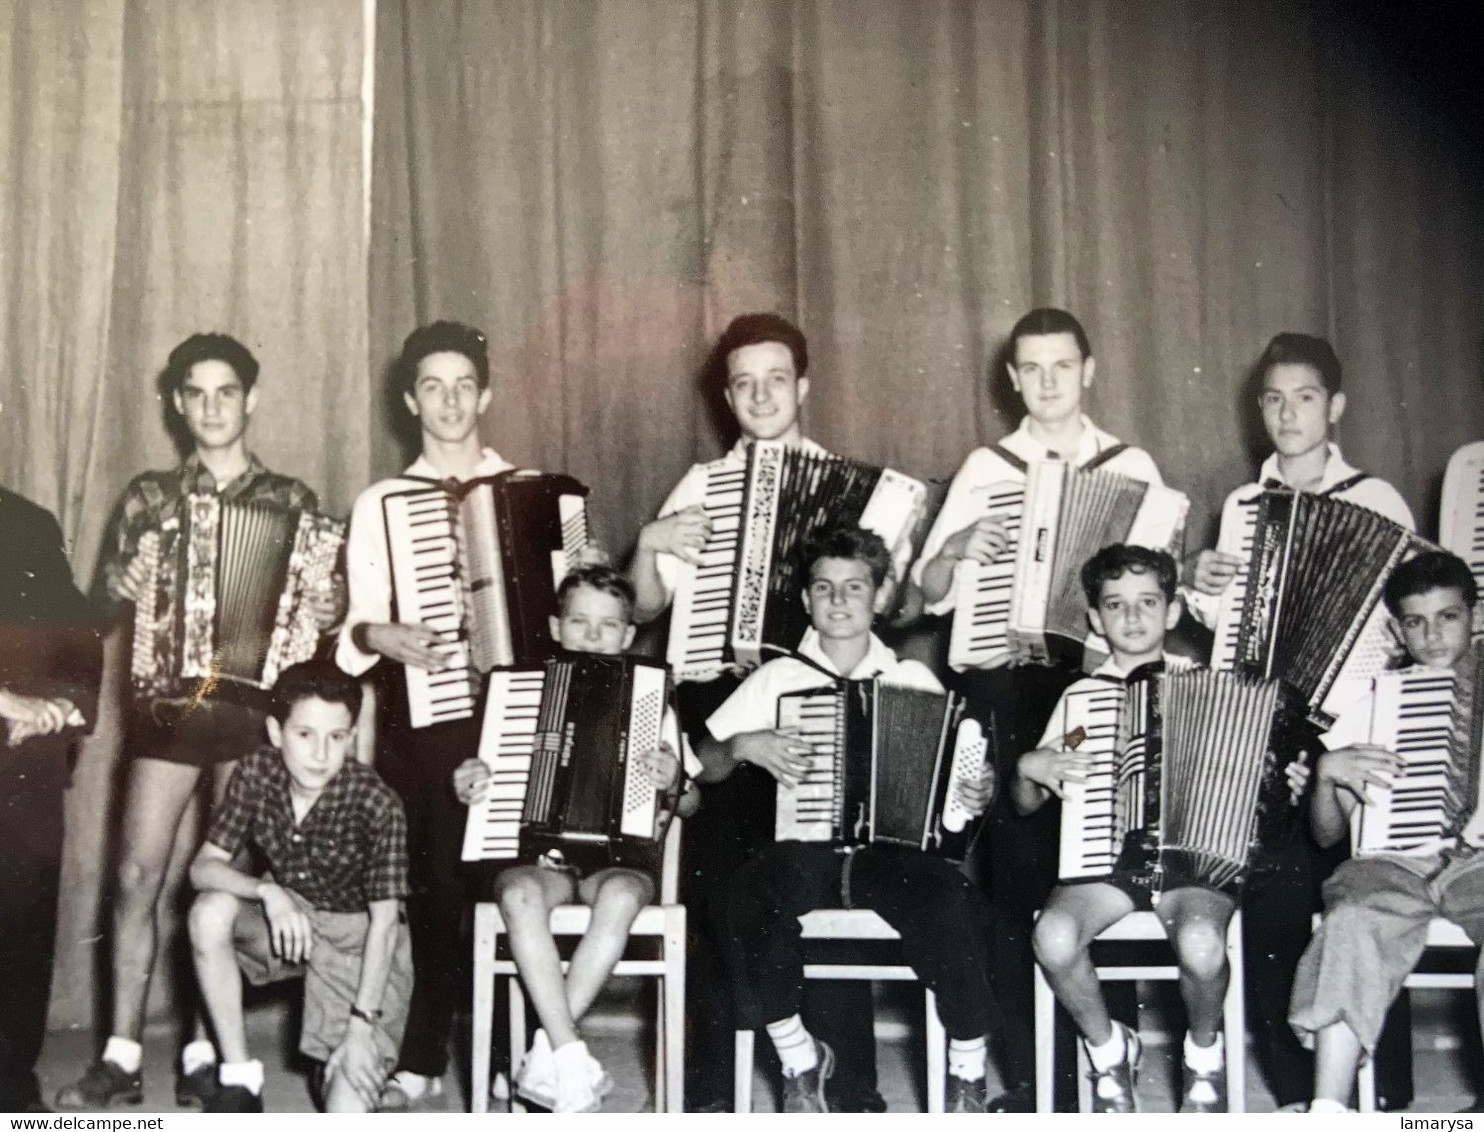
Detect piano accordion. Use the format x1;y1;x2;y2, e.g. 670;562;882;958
1211;489;1416;725
667;441;925;681
1352;639;1484;858
131;495;344;703
459;654;681;876
948;461;1189;670
382;470;590;728
1440;440;1484;634
773;680;991;861
1057;667;1282;897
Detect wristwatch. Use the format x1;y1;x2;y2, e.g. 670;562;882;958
350;1005;383;1024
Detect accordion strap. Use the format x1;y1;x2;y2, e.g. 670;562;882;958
760;643;845;686
1081;442;1130;472
990;443;1028;473
1320;471;1371;497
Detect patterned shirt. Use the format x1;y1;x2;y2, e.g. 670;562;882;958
95;452;318;610
206;747;409;912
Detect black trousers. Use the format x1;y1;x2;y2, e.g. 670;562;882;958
721;842;1003;1041
0;747;66;1111
378;718;479;1079
676;680;877;1110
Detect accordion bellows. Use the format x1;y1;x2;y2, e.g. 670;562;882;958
131;494;344;703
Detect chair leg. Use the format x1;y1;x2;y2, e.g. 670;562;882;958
1034;960;1056;1113
654;979;666;1113
925;989;946;1113
471;909;497;1115
664;907;686;1114
734;1030;755;1113
510;979;528;1114
1357;1058;1378;1113
1076;1019;1093;1114
1224;911;1246;1114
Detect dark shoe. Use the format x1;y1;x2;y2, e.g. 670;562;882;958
55;1060;144;1110
781;1039;834;1114
1179;1063;1227;1113
1087;1023;1141;1114
207;1084;264;1113
827;1088;886;1113
946;1074;989;1113
176;1063;218;1109
987;1081;1035;1113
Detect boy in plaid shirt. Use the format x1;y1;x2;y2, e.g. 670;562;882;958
186;661;412;1112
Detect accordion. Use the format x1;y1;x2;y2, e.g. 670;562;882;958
1440;440;1484;630
1057;667;1282;896
131;495;344;703
773;680;991;861
459;654;681;875
668;441;925;681
1211;489;1416;725
1352;640;1484;858
382;470;590;728
948;461;1189;671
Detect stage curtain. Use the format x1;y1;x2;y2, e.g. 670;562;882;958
370;0;1484;558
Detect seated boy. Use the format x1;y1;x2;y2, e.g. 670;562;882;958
1022;546;1234;1113
186;661;413;1113
700;525;1001;1112
1289;550;1482;1113
452;565;699;1113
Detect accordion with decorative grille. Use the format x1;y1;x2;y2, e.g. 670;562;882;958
130;494;344;703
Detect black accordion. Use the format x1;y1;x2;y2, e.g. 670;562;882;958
1352;639;1484;858
382;470;590;728
131;494;344;703
1211;489;1416;725
948;461;1188;671
1057;667;1283;896
459;654;681;876
773;679;991;861
667;441;925;681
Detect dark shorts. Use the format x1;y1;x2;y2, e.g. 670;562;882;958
128;699;267;768
1059;871;1156;912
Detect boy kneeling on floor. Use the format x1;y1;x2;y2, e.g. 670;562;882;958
186;660;412;1112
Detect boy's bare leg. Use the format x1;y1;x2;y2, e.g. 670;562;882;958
325;1072;375;1113
565;868;654;1021
1156;887;1236;1045
493;866;579;1045
113;758;205;1040
1032;883;1137;1044
186;892;250;1064
1312;1020;1363;1106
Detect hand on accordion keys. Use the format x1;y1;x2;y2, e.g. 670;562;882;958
1317;743;1403;803
943;514;1011;568
637;742;682;792
1016;744;1093;803
360;621;455;671
637;505;712;567
453;757;490;806
1186;548;1243;597
732;726;814;788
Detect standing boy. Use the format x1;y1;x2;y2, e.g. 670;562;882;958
60;333;337;1110
186;661;412;1113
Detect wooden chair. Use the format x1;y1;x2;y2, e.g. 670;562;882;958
470;819;686;1113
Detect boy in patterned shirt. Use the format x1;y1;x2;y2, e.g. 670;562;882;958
185;661;412;1113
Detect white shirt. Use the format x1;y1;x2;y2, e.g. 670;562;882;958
705;628;943;742
1035;653;1194;752
336;447;516;675
912;415;1164;617
1185;443;1416;629
649;436;916;608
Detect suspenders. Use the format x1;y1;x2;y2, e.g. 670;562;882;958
990;440;1130;473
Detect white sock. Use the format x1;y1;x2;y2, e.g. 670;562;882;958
1184;1031;1223;1073
218;1059;265;1096
181;1039;217;1076
765;1015;819;1078
1309;1098;1348;1114
101;1036;143;1075
1085;1025;1127;1073
390;1070;438;1100
947;1036;987;1081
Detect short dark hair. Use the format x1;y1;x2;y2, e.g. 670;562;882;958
1256;332;1343;396
1008;308;1092;362
556;565;636;624
396;320;490;395
710;312;809;389
1080;544;1179;607
799;524;892;590
269;660;363;724
1383;550;1477;617
164;333;260;395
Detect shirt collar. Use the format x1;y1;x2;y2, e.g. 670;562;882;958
403;447;512;481
1257;442;1358;492
266;752;358;828
1002;415;1116;466
725;435;830;462
182;451;268;495
796;627;898;679
1090;651;1184;680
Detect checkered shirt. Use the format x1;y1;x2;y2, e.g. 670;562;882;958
206;747;409;912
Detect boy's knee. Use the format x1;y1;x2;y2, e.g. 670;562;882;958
497;871;547;914
602;871;653;910
117;853;165;899
1032;910;1082;971
188;890;241;949
1173;919;1227;981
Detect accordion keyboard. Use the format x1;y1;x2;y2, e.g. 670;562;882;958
1057;684;1125;880
1441;440;1484;610
460;670;545;861
776;691;844;842
1355;669;1458;856
668;464;747;680
947;482;1025;669
1210;496;1262;673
